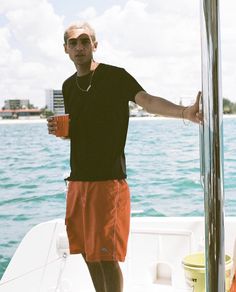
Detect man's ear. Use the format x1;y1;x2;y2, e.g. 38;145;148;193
64;44;68;54
93;41;98;52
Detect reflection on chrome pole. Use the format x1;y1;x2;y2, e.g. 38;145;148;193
200;0;225;291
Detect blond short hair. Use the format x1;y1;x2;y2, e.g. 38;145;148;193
64;22;96;44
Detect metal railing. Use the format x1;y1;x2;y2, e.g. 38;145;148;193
200;0;225;291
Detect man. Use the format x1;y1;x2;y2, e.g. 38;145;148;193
48;22;201;292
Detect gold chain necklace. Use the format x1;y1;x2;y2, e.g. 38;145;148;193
75;70;95;92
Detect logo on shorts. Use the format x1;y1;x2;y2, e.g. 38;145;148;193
101;247;109;253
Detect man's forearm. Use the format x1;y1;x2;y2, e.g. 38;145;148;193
135;91;185;118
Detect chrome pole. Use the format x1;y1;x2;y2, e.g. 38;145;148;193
200;0;225;291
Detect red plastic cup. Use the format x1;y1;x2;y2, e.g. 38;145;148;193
52;114;69;137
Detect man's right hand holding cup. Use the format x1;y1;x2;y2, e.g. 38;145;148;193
47;114;69;138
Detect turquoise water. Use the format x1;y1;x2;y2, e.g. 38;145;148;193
1;117;236;278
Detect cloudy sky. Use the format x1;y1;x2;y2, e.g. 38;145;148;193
0;0;235;108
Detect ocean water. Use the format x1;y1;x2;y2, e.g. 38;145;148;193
1;117;236;279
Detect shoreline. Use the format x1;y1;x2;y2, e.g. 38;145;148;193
0;119;46;124
0;114;236;124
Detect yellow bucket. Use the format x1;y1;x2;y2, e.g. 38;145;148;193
182;252;232;292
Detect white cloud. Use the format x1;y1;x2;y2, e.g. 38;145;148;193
0;0;39;13
91;0;236;103
0;27;11;51
77;6;97;20
0;0;73;107
6;1;65;60
91;0;201;103
220;0;236;100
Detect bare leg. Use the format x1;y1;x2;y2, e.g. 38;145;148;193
82;254;106;292
101;261;123;292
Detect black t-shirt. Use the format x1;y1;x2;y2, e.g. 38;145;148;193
62;63;144;181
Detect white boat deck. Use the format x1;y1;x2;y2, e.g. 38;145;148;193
1;217;236;291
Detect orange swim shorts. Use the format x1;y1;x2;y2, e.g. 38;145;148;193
65;179;131;262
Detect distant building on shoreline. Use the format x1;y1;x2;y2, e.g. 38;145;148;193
46;89;64;115
4;99;30;110
0;109;42;119
0;98;42;119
